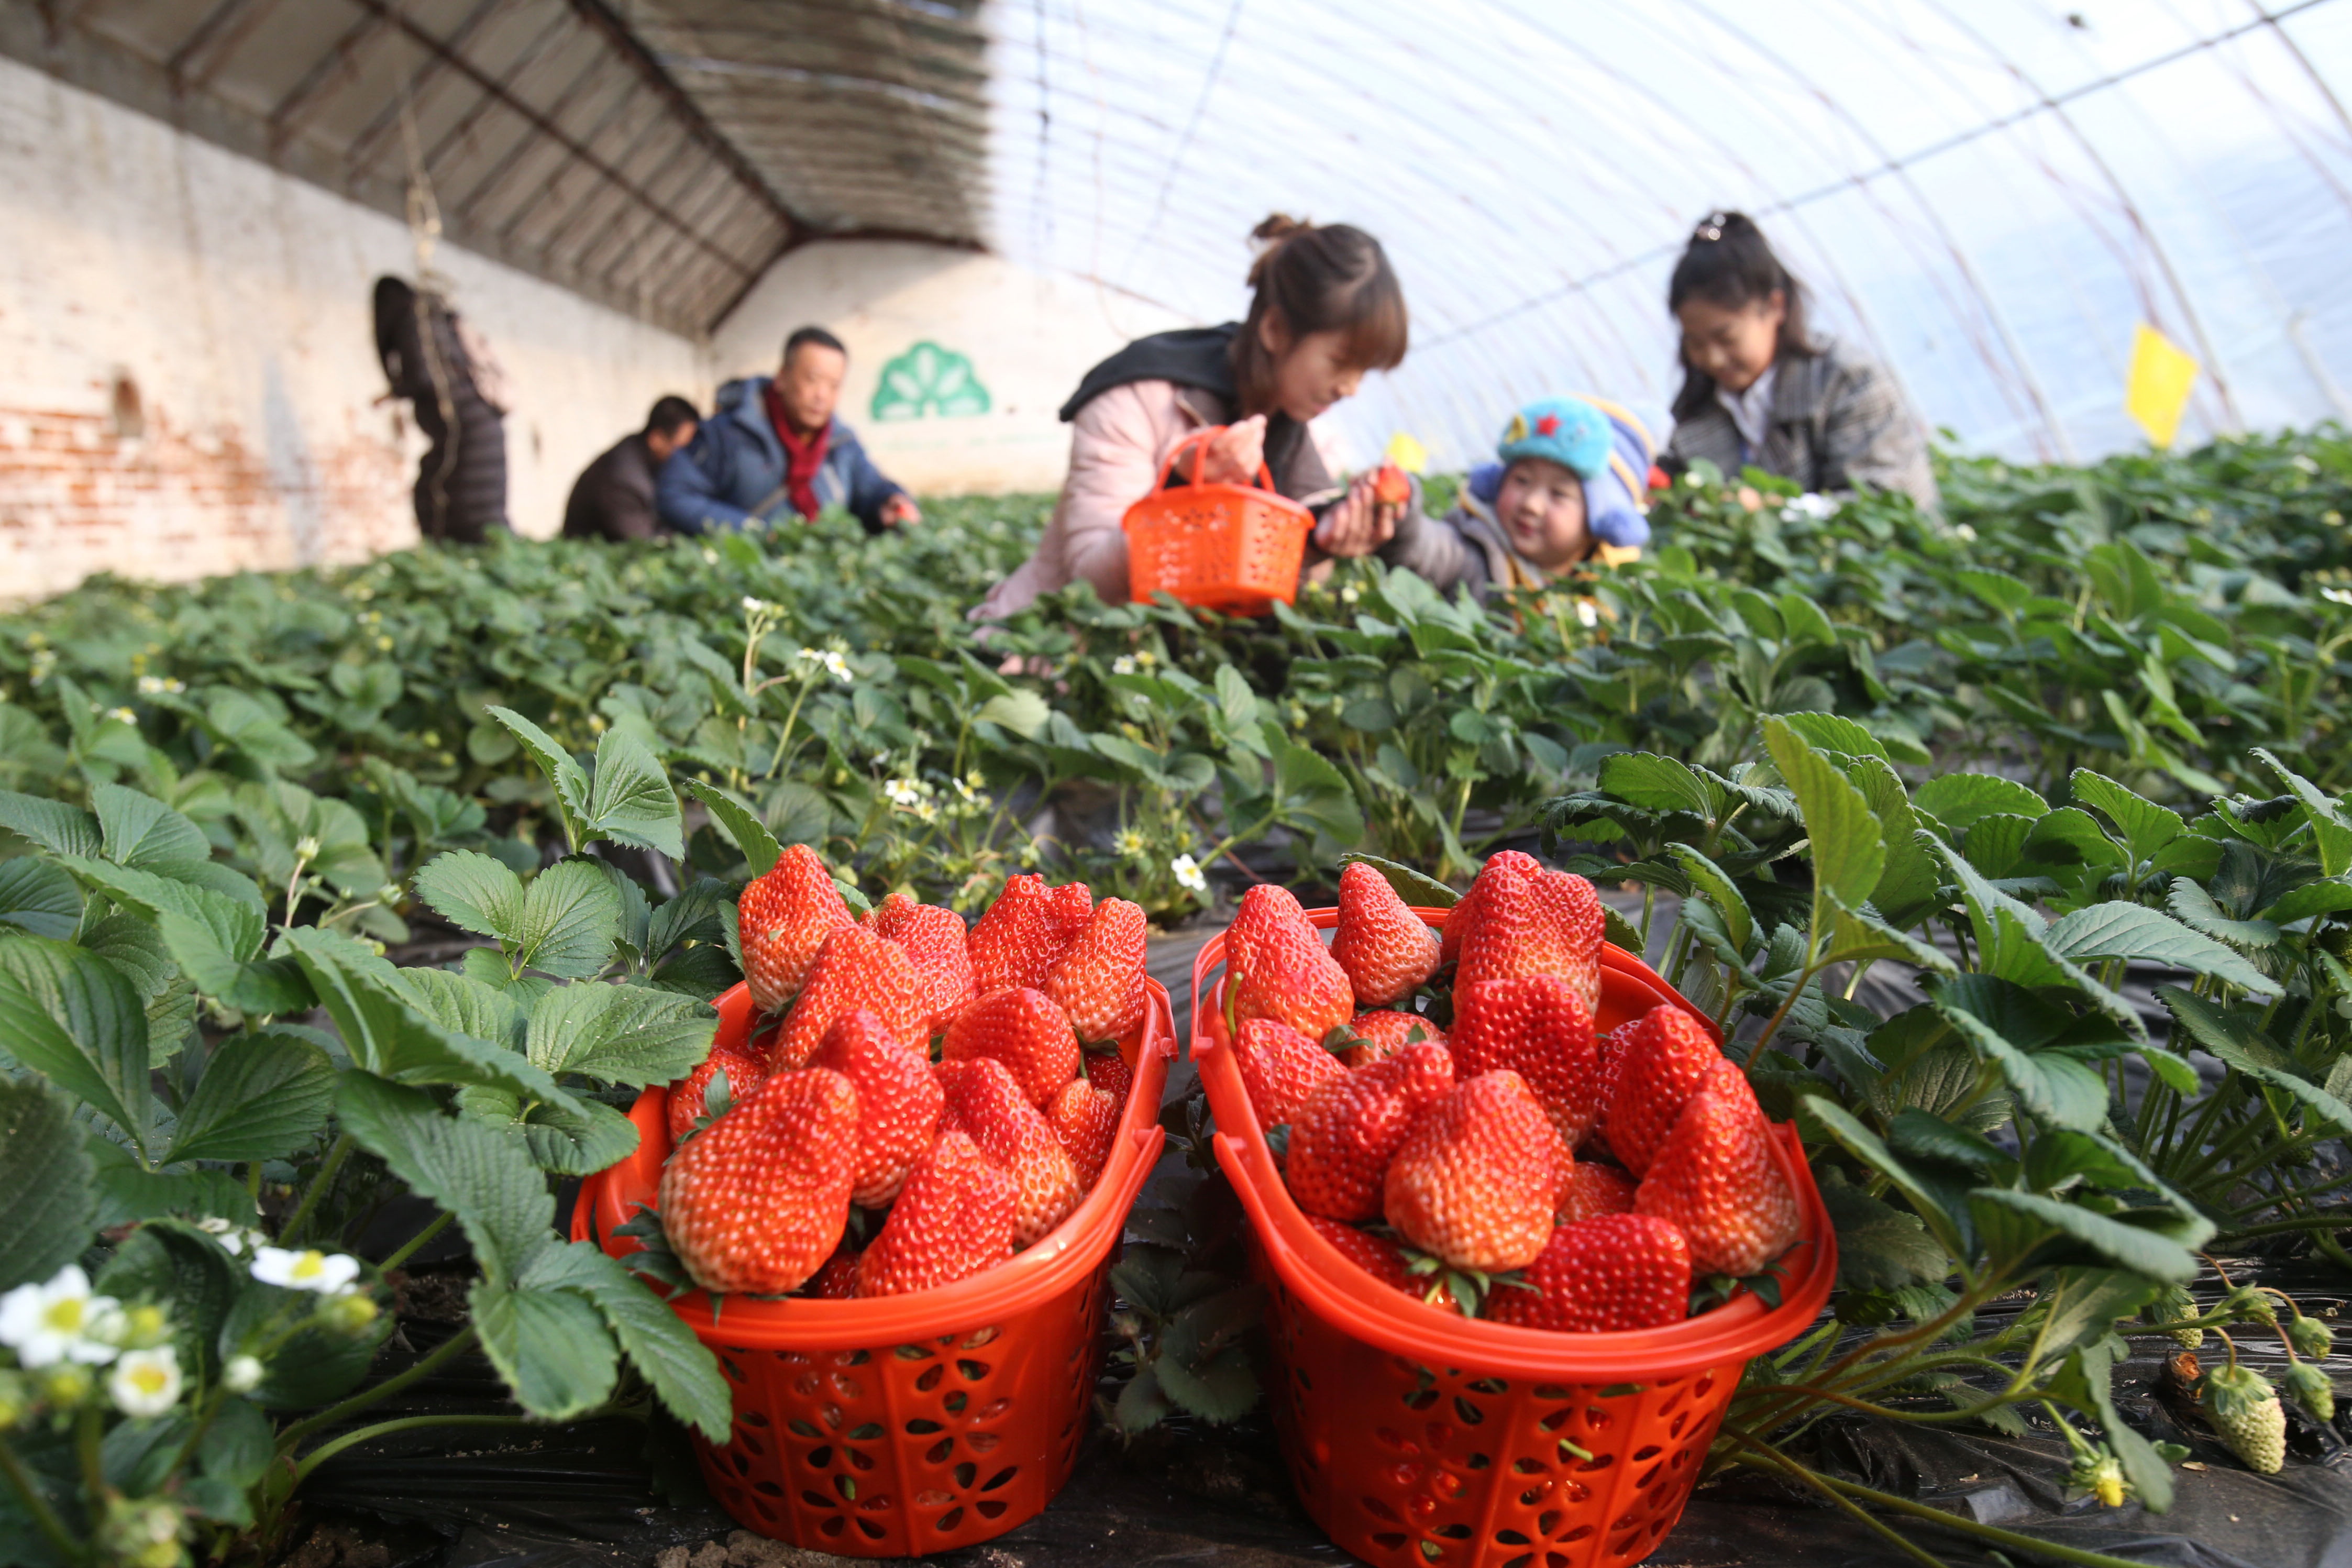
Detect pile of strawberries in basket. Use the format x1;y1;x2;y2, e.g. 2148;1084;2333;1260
657;848;1143;1301
1230;852;1802;1332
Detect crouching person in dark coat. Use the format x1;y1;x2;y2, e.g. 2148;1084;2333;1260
563;396;701;541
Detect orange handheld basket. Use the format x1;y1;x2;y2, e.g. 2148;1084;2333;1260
575;979;1174;1556
1122;425;1316;615
1191;910;1835;1568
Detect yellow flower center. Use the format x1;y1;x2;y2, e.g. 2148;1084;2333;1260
126;1363;169;1397
289;1251;328;1282
41;1298;85;1334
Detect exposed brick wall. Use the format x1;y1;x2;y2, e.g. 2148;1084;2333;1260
0;401;414;594
1;57;710;603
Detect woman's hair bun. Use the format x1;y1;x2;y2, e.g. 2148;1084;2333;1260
1251;213;1311;245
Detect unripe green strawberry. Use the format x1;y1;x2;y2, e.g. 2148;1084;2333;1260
2283;1359;2336;1423
2203;1363;2287;1474
2288;1312;2334;1361
2066;1446;2128;1508
2226;1285;2277;1327
2146;1283;2204;1349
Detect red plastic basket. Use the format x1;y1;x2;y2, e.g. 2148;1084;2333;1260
575;978;1173;1556
1122;425;1316;615
1191;909;1835;1568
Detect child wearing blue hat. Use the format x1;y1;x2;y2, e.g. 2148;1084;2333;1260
1382;395;1661;596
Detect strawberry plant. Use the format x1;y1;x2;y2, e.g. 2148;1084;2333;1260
3;427;2352;1559
0;770;731;1567
1536;720;2352;1563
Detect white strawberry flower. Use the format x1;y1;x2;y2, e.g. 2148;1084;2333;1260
195;1217;264;1256
222;1354;264;1394
1171;854;1208;893
108;1347;182;1418
0;1266;122;1367
2323;587;2352;607
1576;600;1600;628
248;1247;362;1295
1111;656;1137;676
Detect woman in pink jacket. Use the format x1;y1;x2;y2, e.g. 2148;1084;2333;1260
975;216;1409;622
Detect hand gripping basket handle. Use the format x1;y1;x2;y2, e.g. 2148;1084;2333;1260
1155;424;1277;494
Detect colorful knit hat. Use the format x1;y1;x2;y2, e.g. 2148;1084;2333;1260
1497;397;1613;480
1485;395;1662;550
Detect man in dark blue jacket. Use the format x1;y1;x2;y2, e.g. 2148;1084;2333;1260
655;326;920;535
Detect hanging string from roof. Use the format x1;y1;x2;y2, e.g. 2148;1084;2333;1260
389;0;460;535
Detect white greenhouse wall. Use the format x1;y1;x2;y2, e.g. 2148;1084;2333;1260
0;56;710;601
712;240;1189;496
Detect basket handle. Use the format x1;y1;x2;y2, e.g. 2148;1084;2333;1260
1155;424;1277;494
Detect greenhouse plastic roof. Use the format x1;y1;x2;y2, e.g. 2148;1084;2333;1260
14;0;2350;466
985;0;2352;468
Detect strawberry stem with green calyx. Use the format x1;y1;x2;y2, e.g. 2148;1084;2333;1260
1394;1244;1536;1318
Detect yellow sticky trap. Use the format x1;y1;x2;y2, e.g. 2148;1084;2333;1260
1385;432;1428;474
2126;324;2199;449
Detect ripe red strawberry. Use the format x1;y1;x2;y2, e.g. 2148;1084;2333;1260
855;1131;1018;1298
1531;870;1605;1013
775;925;924;1068
659;1067;858;1295
1451;975;1603;1146
1332;863;1441;1007
1339;1010;1446;1068
1593;1017;1640;1116
1485;1213;1690;1332
1635;1059;1801;1277
667;1045;766;1145
1044;897;1147;1043
1225;882;1310;977
1047;1077;1120;1190
942;986;1080;1106
1555;1160;1639;1226
1383;1070;1560;1272
1603;1004;1724;1179
968;875;1087;992
1454;865;1588;995
935;1057;1081;1246
1372;463;1412;508
1046;881;1096;944
1438;851;1541;966
1083;1045;1133;1108
809;1008;944;1206
738;845;856;1012
869;893;976;1038
1234;1016;1345;1130
1304;1214;1454;1311
804;1244;862;1300
1234;921;1354;1040
1285;1041;1453;1222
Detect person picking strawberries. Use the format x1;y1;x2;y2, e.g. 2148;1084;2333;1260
1378;395;1662;596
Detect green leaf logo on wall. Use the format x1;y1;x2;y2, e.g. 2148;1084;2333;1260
870;341;991;421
